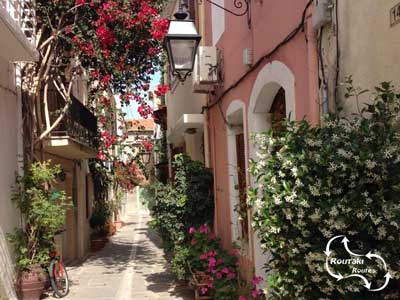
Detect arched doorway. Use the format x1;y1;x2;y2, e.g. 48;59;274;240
247;61;295;282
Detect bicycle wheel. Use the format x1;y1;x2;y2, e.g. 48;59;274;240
49;258;70;298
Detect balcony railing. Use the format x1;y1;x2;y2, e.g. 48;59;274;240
1;0;36;44
51;96;98;150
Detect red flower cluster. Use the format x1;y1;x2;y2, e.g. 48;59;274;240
114;160;145;191
101;130;117;149
142;140;153;152
154;84;169;97
138;103;153;119
151;17;169;41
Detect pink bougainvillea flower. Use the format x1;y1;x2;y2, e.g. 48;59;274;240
207;250;216;257
191;238;197;245
239;296;247;300
227;272;236;279
189;227;196;234
216;272;222;279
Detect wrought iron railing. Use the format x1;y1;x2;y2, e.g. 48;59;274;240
1;0;36;44
51;97;98;150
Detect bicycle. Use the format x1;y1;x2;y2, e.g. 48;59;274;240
48;229;70;298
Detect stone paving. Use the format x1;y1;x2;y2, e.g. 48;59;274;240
43;210;193;300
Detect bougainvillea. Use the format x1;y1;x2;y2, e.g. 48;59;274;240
23;0;170;187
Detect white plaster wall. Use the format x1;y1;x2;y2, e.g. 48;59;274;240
0;56;19;300
166;76;205;145
321;0;400;115
184;131;204;162
211;0;225;45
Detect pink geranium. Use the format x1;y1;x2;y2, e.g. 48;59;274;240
239;296;247;300
252;276;263;287
251;289;262;298
200;253;208;260
189;227;196;234
200;224;209;233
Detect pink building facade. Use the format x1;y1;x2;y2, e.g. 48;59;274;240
202;0;320;280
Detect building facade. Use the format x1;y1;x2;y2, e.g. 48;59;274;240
201;0;320;280
0;1;38;298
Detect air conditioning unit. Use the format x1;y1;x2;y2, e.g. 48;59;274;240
193;46;221;93
312;0;333;30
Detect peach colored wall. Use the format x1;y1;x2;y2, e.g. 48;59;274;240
204;0;319;268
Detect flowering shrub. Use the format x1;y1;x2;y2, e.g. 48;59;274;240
248;82;400;299
186;225;265;300
149;154;214;249
23;0;169;187
113;160;145;191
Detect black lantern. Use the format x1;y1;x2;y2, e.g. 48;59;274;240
164;5;201;82
140;151;152;165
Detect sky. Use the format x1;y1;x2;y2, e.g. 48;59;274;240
120;72;161;119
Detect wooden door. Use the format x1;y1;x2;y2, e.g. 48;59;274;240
235;133;248;239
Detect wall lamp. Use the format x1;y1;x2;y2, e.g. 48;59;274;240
164;5;202;82
164;0;251;83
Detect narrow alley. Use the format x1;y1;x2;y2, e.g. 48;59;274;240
44;209;192;300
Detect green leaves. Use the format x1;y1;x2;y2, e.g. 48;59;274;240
8;161;70;270
250;83;400;299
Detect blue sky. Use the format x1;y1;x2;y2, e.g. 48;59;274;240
121;72;161;119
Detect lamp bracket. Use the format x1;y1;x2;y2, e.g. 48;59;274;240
200;0;251;28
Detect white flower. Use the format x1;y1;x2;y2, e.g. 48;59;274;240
309;186;320;196
295;178;304;187
366;159;377;169
328;162;338;173
291;166;299;177
310;209;321;222
273;195;282;205
377;226;387;239
384;149;393;159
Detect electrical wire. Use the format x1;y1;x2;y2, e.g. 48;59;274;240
202;0;314;113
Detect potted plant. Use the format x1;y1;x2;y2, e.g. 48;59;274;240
89;200;112;251
8;161;69;300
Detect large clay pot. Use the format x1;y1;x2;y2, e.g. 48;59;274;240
16;266;46;300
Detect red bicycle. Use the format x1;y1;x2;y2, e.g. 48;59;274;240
48;231;69;297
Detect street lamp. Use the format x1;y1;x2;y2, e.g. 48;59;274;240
140;151;151;165
164;5;201;82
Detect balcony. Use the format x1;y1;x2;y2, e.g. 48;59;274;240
0;0;38;61
44;96;99;159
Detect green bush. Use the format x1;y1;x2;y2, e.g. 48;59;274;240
248;82;400;299
149;154;214;270
8;161;70;270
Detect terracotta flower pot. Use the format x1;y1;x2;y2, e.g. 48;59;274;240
16;266;47;300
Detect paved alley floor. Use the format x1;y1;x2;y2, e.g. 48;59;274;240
43;211;193;300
